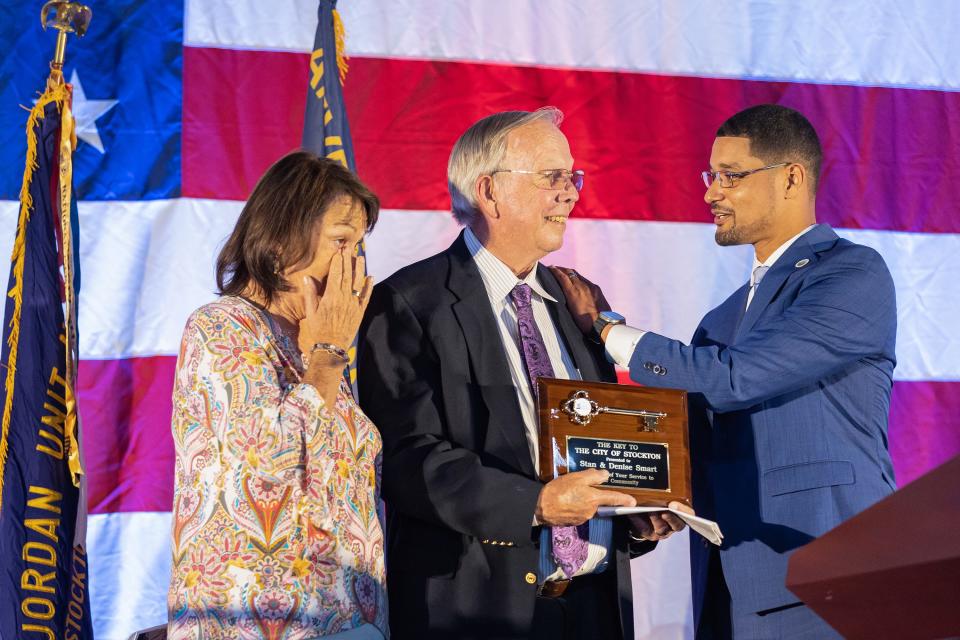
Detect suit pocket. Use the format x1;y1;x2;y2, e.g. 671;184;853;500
763;460;855;496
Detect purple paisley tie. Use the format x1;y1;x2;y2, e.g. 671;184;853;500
510;283;589;578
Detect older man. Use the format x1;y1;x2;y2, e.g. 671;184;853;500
358;108;687;639
557;104;897;639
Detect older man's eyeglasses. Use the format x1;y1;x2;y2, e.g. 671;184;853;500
701;162;789;189
492;168;585;192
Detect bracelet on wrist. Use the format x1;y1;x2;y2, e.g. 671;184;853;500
309;342;349;364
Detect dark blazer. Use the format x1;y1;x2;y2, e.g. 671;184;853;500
358;233;641;639
626;224;897;627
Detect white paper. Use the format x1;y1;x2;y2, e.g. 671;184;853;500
597;506;724;546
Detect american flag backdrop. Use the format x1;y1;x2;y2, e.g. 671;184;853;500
1;1;959;638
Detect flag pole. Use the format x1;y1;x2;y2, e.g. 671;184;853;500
40;1;92;84
41;0;92;488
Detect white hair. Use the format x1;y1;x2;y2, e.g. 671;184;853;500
447;107;564;226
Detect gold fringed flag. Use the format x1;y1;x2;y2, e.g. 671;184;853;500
0;76;94;638
302;0;365;389
302;0;353;168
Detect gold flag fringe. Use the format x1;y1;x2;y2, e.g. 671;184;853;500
333;8;349;85
0;81;71;513
58;89;84;489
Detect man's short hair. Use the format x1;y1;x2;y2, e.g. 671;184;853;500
448;107;564;226
717;104;823;193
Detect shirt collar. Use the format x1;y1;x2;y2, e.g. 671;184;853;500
751;224;816;284
464;227;557;304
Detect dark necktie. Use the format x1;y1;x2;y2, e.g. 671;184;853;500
510;283;588;578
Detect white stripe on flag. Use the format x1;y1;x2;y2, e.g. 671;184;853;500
88;511;171;640
184;0;960;91
0;200;956;380
631;530;694;638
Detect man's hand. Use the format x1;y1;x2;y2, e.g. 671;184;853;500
549;266;611;334
536;469;636;526
627;501;694;542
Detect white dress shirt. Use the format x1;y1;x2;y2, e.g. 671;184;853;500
464;228;612;582
604;225;817;367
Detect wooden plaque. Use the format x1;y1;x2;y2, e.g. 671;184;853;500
537;377;691;506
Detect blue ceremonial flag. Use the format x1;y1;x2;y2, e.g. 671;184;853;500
0;77;94;638
302;0;364;386
302;0;355;171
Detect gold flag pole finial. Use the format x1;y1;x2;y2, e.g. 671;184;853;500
40;1;92;84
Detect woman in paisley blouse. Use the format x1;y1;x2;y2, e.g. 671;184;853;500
168;151;387;639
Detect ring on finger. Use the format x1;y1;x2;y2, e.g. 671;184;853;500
567;269;578;279
351;289;362;298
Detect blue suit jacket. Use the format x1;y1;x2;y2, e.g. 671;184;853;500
628;224;897;619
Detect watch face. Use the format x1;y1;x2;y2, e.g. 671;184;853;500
599;311;625;323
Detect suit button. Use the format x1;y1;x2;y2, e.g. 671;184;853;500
654;364;666;376
525;572;537;585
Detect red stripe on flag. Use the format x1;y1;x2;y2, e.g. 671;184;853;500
183;47;960;234
889;380;960;486
182;47;310;202
78;352;959;513
615;370;960;488
80;357;176;513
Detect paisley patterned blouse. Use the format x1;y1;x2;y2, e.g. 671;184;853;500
168;296;387;639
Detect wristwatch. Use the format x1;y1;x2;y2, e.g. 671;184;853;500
591;310;625;343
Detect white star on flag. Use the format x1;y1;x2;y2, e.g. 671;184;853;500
69;69;118;154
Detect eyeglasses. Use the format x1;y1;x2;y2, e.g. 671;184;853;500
491;168;585;192
701;162;789;189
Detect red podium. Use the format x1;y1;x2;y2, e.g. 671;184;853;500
786;454;960;639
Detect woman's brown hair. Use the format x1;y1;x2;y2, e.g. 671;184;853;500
216;151;379;304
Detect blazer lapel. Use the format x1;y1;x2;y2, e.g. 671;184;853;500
735;224;838;340
447;233;537;478
538;265;602;380
725;284;750;340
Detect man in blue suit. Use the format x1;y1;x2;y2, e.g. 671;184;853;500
553;104;897;638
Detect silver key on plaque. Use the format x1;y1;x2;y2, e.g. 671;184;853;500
559;389;667;431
